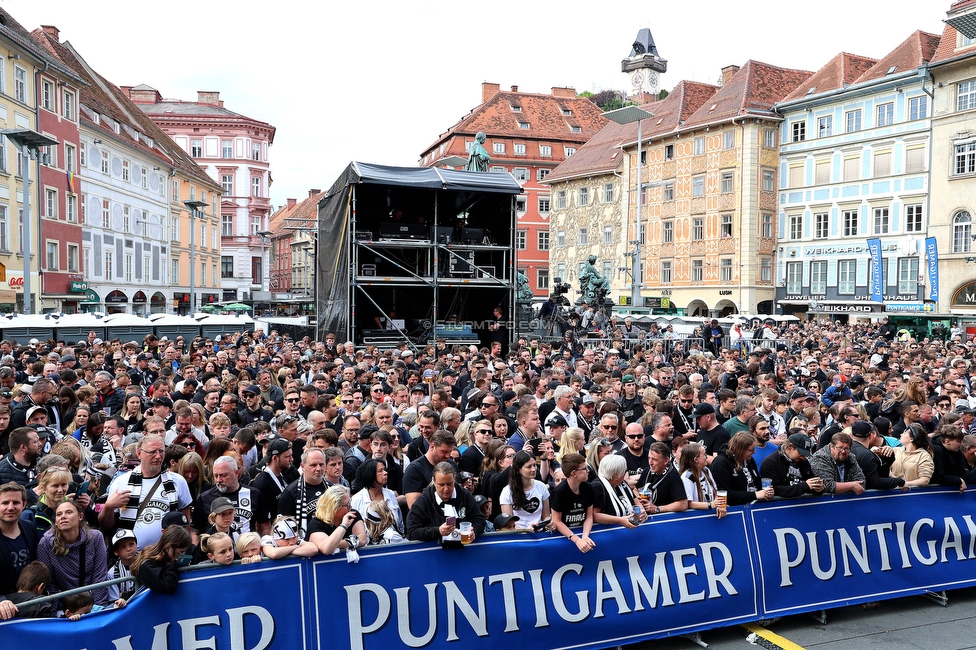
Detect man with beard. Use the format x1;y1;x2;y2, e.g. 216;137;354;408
671;385;699;440
250;439;297;536
99;434;192;550
278;447;329;540
192;456;254;540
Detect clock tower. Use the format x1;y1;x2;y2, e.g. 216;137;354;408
621;28;668;100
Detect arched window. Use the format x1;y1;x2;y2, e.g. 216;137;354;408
953;210;972;253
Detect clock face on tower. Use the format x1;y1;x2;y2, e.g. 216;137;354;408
630;71;644;89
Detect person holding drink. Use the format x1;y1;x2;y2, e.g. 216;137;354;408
406;462;485;543
710;432;775;505
759;433;826;498
678;443;726;518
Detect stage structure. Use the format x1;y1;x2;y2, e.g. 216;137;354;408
317;163;522;348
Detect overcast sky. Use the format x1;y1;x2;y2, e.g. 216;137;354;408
8;1;949;209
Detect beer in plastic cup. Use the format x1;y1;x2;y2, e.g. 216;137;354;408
762;478;773;490
715;490;728;509
459;521;473;545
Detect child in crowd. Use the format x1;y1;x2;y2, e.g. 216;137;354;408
365;500;404;545
130;526;192;595
5;561;54;618
106;529;138;601
236;532;263;564
61;591;94;621
260;516;318;560
200;532;235;566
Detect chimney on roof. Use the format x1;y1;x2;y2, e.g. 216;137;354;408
551;87;577;98
511;85;519;92
308;189;321;197
40;25;59;41
721;65;741;86
287;198;297;209
482;82;501;103
197;91;220;106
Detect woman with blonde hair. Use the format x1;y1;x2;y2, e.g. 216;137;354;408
454;419;474;453
364;499;405;545
308;485;367;555
906;376;928;407
557;427;585;464
177;451;208;501
25;469;73;534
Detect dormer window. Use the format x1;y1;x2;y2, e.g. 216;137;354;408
561;108;572;116
518;122;530;129
510;104;522;112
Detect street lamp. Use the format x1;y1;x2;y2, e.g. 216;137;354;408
183;199;207;315
1;128;59;314
602;106;654;310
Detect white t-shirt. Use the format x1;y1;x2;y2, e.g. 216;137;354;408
108;470;193;550
500;480;550;530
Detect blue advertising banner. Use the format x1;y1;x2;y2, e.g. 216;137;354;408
925;236;940;302
4;489;976;649
867;238;883;303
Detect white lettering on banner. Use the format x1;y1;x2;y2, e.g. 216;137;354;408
345;544;737;650
775;516;976;587
102;607;275;650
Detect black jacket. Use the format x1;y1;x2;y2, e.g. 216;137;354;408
710;451;761;505
135;558;180;594
405;484;485;542
932;438;968;487
760;452;820;499
851;441;904;490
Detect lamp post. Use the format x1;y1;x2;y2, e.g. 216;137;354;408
602;106;654;310
1;129;59;314
183;199;207;315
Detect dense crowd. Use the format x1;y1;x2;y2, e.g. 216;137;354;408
0;315;975;620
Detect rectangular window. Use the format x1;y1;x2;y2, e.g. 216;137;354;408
0;205;8;251
513;143;526;156
221;256;234;278
721;171;733;193
537;169;550;181
538;197;550;213
221;175;233;194
493;142;505;154
123;205;131;233
63;92;74;120
815;212;828;239
172;216;180;241
786;262;803;294
200;261;206;285
791;121;806;142
45;189;57;218
221;214;233;236
694;137;705;155
873;207;889;234
789;165;804;188
957;80;976;111
693;176;704;197
513;168;528;182
171;258;179;284
909;96;928;120
578;228;588;245
14;66;27;102
66;195;76;223
815;160;831;184
846;109;862;133
763;129;776;149
843;209;859;236
662;220;674;243
692;259;704;283
564;147;576;157
42;80;53;109
693;217;704;241
661;260;673;284
102;200;110;228
843;157;860;181
106;251;115;280
252;143;261;161
817;116;833;138
905;204;923;233
723;131;735;150
250;215;261;235
250;177;261;197
906;147;926;174
762;169;775;192
838;260;856;294
665;144;675;160
601;225;613;244
874;151;891;177
663;182;674;201
515;230;526;250
810;261;827;294
604;183;614;203
720;258;733;282
761;258;772;282
537;269;549;291
125;253;133;282
877;103;894;127
172;178;179;200
639;223;646;245
955;142;976;175
761;213;773;238
83;247;90;279
721;213;733;238
539;145;552;157
898;258;919;294
122;159;130;182
538;231;549;251
222;140;233;158
101;150;109;174
191;139;202;157
556;230;565;246
789;214;803;240
46;241;58;270
515;196;526;212
578;187;589;206
518;122;530;130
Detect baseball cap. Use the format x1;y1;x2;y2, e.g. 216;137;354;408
111;529;137;548
804;391;818;401
788;434;814;457
60;354;76;363
25;406;46;421
547;414;568;428
410;385;425;394
788;388;807;401
358;424;378;440
621;374;636;385
267;438;292;456
581;394;596;405
692;402;716;418
500;390;517;403
136;353;152;362
151;396;174;409
211;497;235;515
493;513;520;529
242;385;261;396
162;511;190;529
850;421;872;438
473;494;488;509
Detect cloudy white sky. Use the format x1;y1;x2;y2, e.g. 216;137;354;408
8;1;949;209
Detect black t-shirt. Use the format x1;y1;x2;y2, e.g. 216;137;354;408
618;448;649;482
0;528;32;595
590;479;634;514
402;456;458;496
249;469;293;526
637;466;687;507
278;478;327;536
307;509;363;538
698;424;732;457
550;480;595;528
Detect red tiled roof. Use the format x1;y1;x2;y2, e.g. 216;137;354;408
682;60;812;129
854;30;941;84
951;0;976;10
932;22;976;63
31;29;218;191
421;87;609;157
781;53;878;103
546;81;718;182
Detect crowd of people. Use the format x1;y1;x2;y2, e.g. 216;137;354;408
0;316;974;619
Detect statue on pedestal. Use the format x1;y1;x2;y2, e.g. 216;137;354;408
578;255;610;306
516;269;533;303
465;132;490;173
